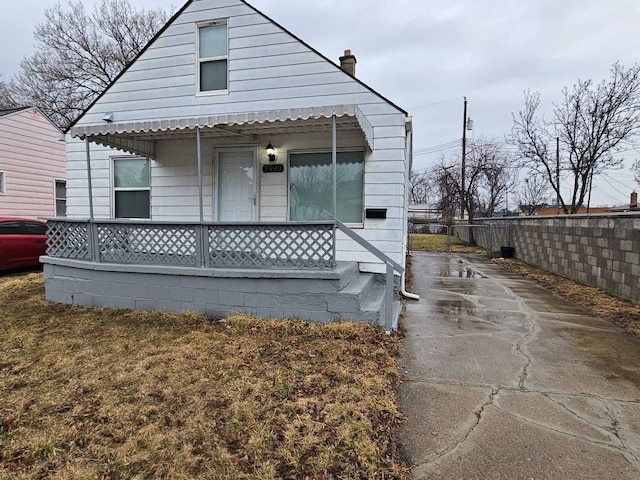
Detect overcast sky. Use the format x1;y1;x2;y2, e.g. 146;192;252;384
2;0;639;206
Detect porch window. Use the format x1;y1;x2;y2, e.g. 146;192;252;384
113;157;150;219
54;179;66;217
289;151;364;224
198;21;228;92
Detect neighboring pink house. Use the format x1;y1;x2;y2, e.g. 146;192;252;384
0;107;66;218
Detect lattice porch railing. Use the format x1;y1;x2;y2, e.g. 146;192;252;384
46;220;336;270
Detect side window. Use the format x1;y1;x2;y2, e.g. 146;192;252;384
113;157;150;219
55;179;67;217
0;221;22;234
24;222;48;235
198;21;228;93
0;171;5;195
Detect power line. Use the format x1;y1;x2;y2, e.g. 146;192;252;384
600;175;628;197
601;173;635;190
408;96;461;111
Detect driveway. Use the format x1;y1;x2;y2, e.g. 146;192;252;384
399;252;640;480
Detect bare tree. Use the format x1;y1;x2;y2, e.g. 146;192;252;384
509;63;640;213
409;170;431;205
470;140;516;218
431;138;515;228
517;172;551;215
10;0;170;129
0;76;17;109
633;159;640;187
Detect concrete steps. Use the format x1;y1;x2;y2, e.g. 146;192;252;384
328;263;400;329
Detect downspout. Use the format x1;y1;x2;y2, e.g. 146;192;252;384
401;120;419;300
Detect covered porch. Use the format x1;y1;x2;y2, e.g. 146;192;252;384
42;217;402;330
44;105;404;329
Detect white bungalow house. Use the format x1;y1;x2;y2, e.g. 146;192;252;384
42;0;415;330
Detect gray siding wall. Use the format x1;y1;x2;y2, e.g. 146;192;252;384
456;214;640;305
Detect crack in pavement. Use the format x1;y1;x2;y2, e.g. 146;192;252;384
573;397;640;467
402;379;640;405
412;387;498;478
493;403;640;469
409;380;640;477
404;255;640;478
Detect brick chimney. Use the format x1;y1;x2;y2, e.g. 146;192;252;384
631;190;638;209
339;49;356;77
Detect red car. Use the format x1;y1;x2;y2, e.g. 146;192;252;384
0;217;48;270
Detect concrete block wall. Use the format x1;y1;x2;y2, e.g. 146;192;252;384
43;260;389;325
457;213;640;304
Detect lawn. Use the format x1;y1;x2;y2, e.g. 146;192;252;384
0;274;409;479
409;233;486;254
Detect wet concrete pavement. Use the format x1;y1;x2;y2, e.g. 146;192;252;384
398;252;640;480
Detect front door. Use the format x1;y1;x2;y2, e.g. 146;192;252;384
216;149;257;221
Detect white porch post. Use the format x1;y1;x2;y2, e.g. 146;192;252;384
196;126;204;223
196;126;207;268
85;137;94;221
332;114;337;216
84;136;98;262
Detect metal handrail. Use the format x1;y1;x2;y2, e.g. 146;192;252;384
322;211;402;331
322;211;403;274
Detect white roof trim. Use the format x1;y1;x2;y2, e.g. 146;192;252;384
70;104;374;149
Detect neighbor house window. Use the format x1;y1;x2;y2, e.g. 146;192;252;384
198;21;228;92
289;151;364;224
113;157;150;219
0;171;5;194
54;179;66;217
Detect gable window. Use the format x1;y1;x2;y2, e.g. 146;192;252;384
289;151;364;225
113;157;150;219
54;179;66;217
0;171;5;195
198;21;228;93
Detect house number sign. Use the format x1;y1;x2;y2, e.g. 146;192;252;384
262;164;285;173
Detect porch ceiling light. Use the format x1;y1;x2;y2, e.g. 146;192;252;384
266;142;276;162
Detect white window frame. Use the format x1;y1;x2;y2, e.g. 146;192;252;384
54;178;66;217
0;171;5;195
196;20;229;95
288;149;365;228
111;156;151;219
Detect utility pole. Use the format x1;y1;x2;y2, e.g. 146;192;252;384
556;137;560;214
461;97;467;219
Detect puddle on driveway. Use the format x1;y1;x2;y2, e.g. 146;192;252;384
436;265;485;278
424;299;478;317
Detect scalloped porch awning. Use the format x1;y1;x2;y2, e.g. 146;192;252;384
69;104;374;159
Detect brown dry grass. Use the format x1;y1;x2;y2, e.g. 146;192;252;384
410;234;485;254
493;258;640;336
0;273;409;480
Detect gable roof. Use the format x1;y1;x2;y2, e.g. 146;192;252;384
66;0;407;133
0;106;63;132
0;107;30;118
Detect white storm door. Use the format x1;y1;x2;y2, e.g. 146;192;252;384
216;150;257;221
